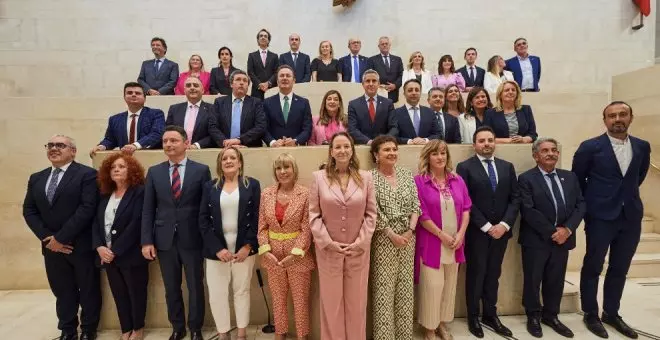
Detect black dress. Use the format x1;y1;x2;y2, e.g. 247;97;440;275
311;58;341;82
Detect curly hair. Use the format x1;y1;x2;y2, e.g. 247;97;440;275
97;153;145;195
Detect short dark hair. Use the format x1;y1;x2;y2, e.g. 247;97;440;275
151;37;167;52
277;64;295;77
403;78;422;90
464;47;477;56
257;29;272;45
164;125;187;141
602;101;633;118
473;125;495;143
123;82;144;96
229;69;249;84
514;37;527;45
369;135;398;163
217;46;233;67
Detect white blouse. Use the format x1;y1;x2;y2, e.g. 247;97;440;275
103;193;122;247
220;189;240;253
458;113;477;144
483;70;514;96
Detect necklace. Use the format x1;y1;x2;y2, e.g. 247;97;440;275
379;168;395;178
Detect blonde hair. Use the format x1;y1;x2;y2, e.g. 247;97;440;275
418;139;453;176
214;147;249;188
407;51;425;71
187;54;205;73
495;80;523;111
318;40;334;59
272;152;299;183
325;132;363;188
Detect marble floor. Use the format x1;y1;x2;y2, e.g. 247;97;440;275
3;277;660;340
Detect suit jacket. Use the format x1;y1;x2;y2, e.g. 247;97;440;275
257;184;315;272
141;159;211;251
92;185;148;267
137;58;179;95
347;95;397;144
165;101;222;148
99;106;165;150
198;176;260;259
505;55;542;92
279;52;311;83
484;105;538;141
339;54;368;82
262;93;313;145
247;50;279;98
394;105;441;144
571;133;650;222
435;111;462;144
518;168;585;250
457;65;486;88
213;95;267;147
209;65;239;95
456;156;520;240
367;54;404;102
23;162;99;256
402;69;433;92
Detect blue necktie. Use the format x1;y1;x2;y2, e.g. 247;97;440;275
546;173;567;224
484;159;497;191
435;111;445;140
46;168;62;204
412;106;420;136
353;56;359;83
154;59;161;71
230;98;242;138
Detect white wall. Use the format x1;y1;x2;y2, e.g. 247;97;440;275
0;0;655;96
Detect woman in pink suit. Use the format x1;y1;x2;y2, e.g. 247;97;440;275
309;131;377;340
174;54;211;95
308;90;347;145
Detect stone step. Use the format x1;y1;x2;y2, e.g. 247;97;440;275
560;280;580;314
642;216;655;233
637;233;660;254
606;253;660;278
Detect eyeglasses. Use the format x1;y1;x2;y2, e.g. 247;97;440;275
516;41;528;47
44;143;71;150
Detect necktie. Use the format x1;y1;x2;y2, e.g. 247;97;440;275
436;112;445;140
412;106;420;136
484;159;497;191
46;168;62;204
546;173;567;224
469;67;475;83
282;96;290;123
128;113;137;144
292;53;298;66
353;56;360;83
383;55;390;70
184;105;198;143
231;98;242;138
155;59;161;71
171;164;182;200
261;50;267;67
368;97;376;123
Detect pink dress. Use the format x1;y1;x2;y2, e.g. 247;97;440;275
431;73;466;91
174;71;211;95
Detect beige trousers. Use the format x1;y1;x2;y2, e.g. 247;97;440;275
205;256;255;333
418;262;459;329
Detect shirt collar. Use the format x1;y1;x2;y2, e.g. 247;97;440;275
405;103;420;111
537;166;557;176
351;53;360;58
364;94;376;102
290;50;299;55
279;92;294;102
155;57;166;62
517;54;529;61
466;64;475;69
477;154;495;163
169;157;188;167
381;54;389;58
607;133;629;145
52;161;73;172
187;100;201;108
231;94;245;102
260;49;268;54
128;107;143;116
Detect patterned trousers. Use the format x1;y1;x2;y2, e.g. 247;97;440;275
266;267;312;336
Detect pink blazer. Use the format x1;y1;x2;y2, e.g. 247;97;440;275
174;71;211;95
309;170;377;251
308;116;347;146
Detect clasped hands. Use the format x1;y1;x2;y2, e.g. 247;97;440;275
263;252;297;268
387;229;413;248
42;236;74;254
551;226;571;245
437;230;465;250
271;137;297;147
97;246;114;264
327;241;364;256
379;83;396;92
216;245;251;263
487;223;508;239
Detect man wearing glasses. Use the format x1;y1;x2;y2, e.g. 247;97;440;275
505;37;542;92
23;135;101;340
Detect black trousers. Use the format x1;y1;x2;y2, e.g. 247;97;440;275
157;238;205;331
580;213;641;316
105;263;149;333
44;250;101;335
464;231;509;318
521;245;569;318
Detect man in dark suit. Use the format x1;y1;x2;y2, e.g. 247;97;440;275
279;33;311;83
347;69;397;145
427;87;461;143
456;126;520;339
367;36;404;103
137;37;179;95
262;65;312;147
519;137;585;338
23;135;100;340
90;82;165;157
394;79;441;145
247;28;279;99
457;47;486;91
213;70;266;147
339;37;368;83
141;125;211;340
165;76;221;149
505;38;542;92
572;101;650;339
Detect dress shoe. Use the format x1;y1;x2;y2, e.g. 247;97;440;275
602;312;638;339
542;316;574;338
168;329;187;340
467;317;484;338
59;333;78;340
482;315;513;337
80;331;97;340
190;330;204;340
583;313;609;338
526;316;543;338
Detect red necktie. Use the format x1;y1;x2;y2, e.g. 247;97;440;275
368;97;376;123
128;114;137;144
171;164;182;200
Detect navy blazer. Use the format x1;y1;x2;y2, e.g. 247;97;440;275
92;186;148;267
347;95;397;144
262;93;313;145
166;101;222;148
394;105;441;144
213;95;267;147
23;162;99;256
99;106;165;150
339;54;368;82
483;105;538;141
141;159;211;251
137;58;179;95
571;133;650;222
505;55;542;92
518;168;585;250
247;50;279;98
434;111;461;144
198;177;260;259
457;65;486;88
279;52;311;83
367;54;404;102
209;65;239;95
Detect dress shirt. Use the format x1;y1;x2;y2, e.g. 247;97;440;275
538;167;567;227
381;54;390;68
404;103;428;144
154;57;165;70
434;110;446;138
44;161;72;195
168;157;188;187
269;92;297;146
350;54;360;82
364;94;378;111
518;55;534;90
475;154;511;232
186;101;202;149
608;134;633;176
126;108;143;149
466;65;477;82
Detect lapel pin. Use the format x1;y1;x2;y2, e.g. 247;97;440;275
560;177;565;181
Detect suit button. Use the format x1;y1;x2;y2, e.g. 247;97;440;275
341;228;346;232
248;200;252;204
246;213;250;216
111;230;117;235
247;224;250;227
208;204;212;207
341;216;346;221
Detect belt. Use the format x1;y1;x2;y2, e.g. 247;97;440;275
269;231;299;241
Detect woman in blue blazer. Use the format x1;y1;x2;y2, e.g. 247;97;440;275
484;80;537;144
199;146;260;340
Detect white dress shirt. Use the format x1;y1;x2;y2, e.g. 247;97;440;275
538;167;567;226
364;94;378;111
269;92;296;146
475;154;511;232
169;157;188;187
608;134;633;176
518;55;534;90
126;108;143;149
44;161;72;195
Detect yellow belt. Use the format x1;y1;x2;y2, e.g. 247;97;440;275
269;231;299;241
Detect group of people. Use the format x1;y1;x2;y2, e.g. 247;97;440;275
24;97;649;340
